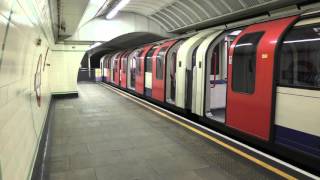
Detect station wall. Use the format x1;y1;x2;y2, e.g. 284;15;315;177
48;45;88;94
0;1;87;180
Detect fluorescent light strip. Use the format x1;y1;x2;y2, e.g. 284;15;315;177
106;0;130;19
283;38;320;44
235;43;252;47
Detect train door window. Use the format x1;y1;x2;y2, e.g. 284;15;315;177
136;50;143;75
114;60;118;72
232;32;264;94
192;46;198;68
279;24;320;89
106;59;109;69
156;47;168;80
211;45;220;75
130;55;137;88
123;56;127;73
170;52;177;100
146;47;156;73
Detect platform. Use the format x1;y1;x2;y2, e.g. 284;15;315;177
46;83;300;180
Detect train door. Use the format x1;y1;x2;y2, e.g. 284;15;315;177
201;30;240;123
176;29;217;109
105;56;109;82
144;46;157;97
226;16;297;141
136;45;153;95
113;53;120;85
104;55;110;82
110;53;118;84
152;40;178;102
127;49;141;90
106;57;111;82
204;39;227;122
193;30;223;116
166;40;185;105
100;57;104;81
121;51;130;89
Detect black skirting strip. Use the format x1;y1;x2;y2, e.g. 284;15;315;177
31;99;55;180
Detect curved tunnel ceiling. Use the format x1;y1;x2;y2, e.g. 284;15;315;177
108;0;310;32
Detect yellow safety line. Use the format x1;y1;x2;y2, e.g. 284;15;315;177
102;84;297;180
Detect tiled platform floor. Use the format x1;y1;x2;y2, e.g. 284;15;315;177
47;83;282;180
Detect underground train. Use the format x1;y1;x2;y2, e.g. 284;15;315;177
99;12;320;173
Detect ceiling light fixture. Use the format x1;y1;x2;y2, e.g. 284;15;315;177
106;0;130;19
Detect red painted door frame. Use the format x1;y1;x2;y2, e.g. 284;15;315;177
226;16;298;141
152;40;177;102
135;45;153;95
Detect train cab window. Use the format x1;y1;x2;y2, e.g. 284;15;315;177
146;47;157;72
156;47;168;80
232;32;264;94
279;24;320;89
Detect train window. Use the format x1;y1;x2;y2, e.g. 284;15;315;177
279;24;320;89
232;32;264;94
136;50;143;75
123;57;127;73
156;47;168;80
114;60;118;72
146;47;156;72
211;45;220;75
192;46;198;68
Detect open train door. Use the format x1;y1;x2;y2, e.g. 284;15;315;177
226;16;297;141
152;40;178;102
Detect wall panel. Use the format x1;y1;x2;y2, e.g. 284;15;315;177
0;1;52;180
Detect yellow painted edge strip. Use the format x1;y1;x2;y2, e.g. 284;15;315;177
102;84;297;180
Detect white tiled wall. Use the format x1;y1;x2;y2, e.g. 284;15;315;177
0;1;86;180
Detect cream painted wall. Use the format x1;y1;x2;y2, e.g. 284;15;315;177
49;44;88;94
